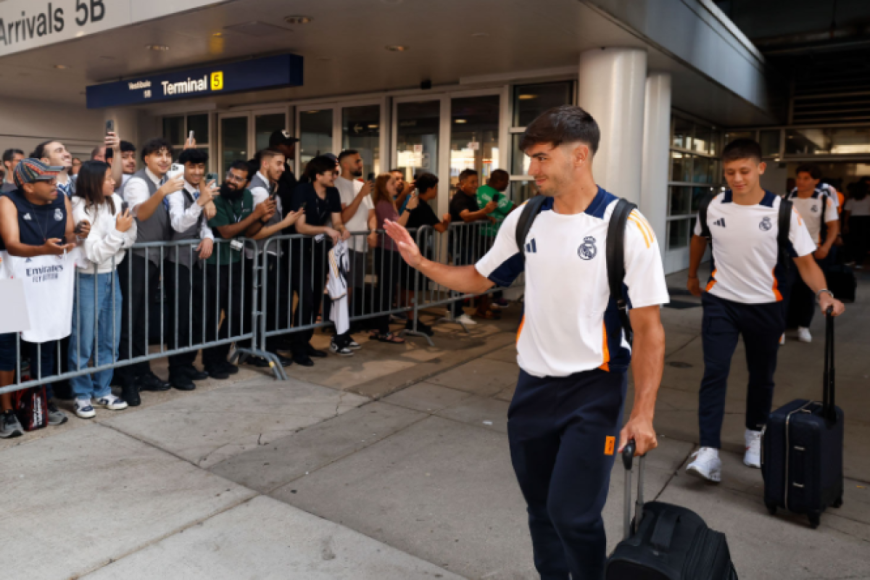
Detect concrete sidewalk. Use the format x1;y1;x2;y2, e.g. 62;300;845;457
1;278;869;579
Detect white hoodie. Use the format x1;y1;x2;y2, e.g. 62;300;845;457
71;194;138;274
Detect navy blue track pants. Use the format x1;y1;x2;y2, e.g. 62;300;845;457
508;368;627;580
699;292;784;448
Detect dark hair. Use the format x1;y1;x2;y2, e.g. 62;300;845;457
338;149;359;163
490;169;510;183
722;138;762;163
389;168;403;174
140;138;173;162
458;169;478;183
30;140;58;160
3;148;23;164
301;155;337;184
91;145;105;160
853;180;869;201
75;160;115;214
178;148;209;165
228;160;251;178
795;163;821;181
246;158;260;179
519;105;600;155
120;140;136;154
415;172;439;193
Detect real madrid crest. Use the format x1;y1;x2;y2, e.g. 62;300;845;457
54;208;63;221
578;236;597;260
759;216;772;231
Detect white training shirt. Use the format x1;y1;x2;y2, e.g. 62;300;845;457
475;188;670;378
335;176;374;252
786;189;839;245
693;191;816;305
844;196;870;217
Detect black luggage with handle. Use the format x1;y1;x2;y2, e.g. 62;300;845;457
762;310;844;528
606;442;738;580
825;265;856;303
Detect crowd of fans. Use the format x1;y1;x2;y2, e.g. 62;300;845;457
0;129;515;437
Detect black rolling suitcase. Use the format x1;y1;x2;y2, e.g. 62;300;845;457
762;310;844;528
825;265;856;303
606;442;738;580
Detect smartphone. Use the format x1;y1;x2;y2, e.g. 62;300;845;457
367;172;375;182
188;130;194;144
206;172;218;183
105;119;114;134
74;222;85;235
121;201;129;214
167;163;184;180
491;191;501;202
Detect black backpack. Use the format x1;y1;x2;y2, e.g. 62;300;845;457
697;192;793;272
515;195;637;345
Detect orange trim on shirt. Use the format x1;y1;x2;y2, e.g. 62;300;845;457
630;211;655;240
599;322;610;372
516;315;525;344
706;269;718;292
772;268;783;302
628;215;652;249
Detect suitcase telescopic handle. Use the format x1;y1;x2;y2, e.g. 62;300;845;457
823;307;836;423
622;440;646;540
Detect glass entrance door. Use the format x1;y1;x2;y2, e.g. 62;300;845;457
394;100;441;183
219;115;249;176
298;108;334;167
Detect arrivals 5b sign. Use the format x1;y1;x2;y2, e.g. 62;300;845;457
86;54;302;108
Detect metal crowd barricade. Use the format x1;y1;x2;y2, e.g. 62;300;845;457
0;221;526;399
0;237;277;397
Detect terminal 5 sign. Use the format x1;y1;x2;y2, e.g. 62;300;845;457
86;54;304;108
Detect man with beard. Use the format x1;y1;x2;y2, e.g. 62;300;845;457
335;150;374;323
267;130;299;232
246;150;304;368
202;161;275;376
117;140;137;191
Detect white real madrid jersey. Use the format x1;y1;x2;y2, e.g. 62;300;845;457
786;189;839;245
475;188;670;379
693;191;816;305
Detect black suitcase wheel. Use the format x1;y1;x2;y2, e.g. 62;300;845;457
808;513;820;529
765;501;777;516
833;496;843;509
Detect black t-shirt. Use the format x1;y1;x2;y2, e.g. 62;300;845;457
449;190;480;223
291;182;342;229
406;199;439;230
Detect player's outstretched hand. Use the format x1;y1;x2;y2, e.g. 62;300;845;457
384;219;423;269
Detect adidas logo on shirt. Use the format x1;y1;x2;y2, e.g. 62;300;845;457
712;218;726;228
525;238;538;253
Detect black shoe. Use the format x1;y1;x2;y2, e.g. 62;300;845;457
272;354;293;367
292;354;314;367
170;374;196;391
245;356;271;368
184;367;209;381
205;366;230;380
121;383;141;407
139;373;171;392
306;345;327;358
221;361;239;375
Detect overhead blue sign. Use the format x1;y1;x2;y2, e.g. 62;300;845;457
86;53;303;109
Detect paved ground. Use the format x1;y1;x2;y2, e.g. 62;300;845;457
1;273;869;580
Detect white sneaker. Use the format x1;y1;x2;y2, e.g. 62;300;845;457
456;314;477;326
74;398;96;419
94;394;128;411
329;341;354;357
686;447;722;483
797;327;812;343
744;429;762;468
779;333;786;345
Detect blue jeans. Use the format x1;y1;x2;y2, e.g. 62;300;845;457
69;273;123;400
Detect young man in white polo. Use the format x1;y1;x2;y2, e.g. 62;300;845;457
385;105;669;579
686;139;845;483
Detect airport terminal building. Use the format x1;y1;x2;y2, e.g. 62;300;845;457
0;0;867;273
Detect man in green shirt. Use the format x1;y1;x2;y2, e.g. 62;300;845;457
477;169;515;308
201;160;274;376
476;169;514;238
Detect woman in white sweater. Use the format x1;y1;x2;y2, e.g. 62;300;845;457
69;160;137;419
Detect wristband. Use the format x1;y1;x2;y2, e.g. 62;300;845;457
815;288;834;302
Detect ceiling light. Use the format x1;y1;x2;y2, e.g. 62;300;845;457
454;119;467;124
53;64;68;69
306;110;320;114
212;32;224;37
385;45;409;52
285;16;313;24
145;44;170;51
518;94;538;100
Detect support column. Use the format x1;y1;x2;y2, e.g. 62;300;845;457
577;48;647;203
641;72;672;255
